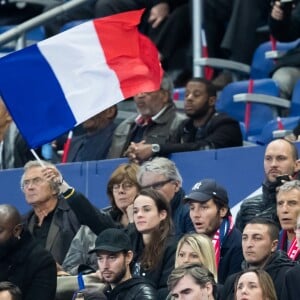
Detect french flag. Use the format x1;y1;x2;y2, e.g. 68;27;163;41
0;10;163;148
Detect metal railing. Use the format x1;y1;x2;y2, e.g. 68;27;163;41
0;0;88;49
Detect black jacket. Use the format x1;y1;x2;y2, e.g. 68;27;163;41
235;180;280;233
281;263;300;300
221;250;295;300
0;230;57;300
103;277;157;300
159;112;243;156
23;197;81;265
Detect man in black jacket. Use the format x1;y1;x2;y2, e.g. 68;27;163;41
236;138;300;232
86;228;157;300
221;217;295;300
0;204;56;300
126;78;242;163
269;0;300;99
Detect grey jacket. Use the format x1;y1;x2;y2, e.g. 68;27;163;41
62;225;97;275
108;103;185;158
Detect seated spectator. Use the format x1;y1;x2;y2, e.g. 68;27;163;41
107;73;185;158
236;138;300;232
234;269;277;300
20;160;81;267
175;233;218;282
167;263;219;300
0;204;56;300
137;157;194;237
0;282;22;300
85;228;157;299
62;163;140;275
66;188;178;300
277;180;300;261
206;0;270;89
126;78;242;163
0;98;39;169
281;210;300;300
269;1;300;100
184;179;243;284
221;218;294;300
58;105;117;162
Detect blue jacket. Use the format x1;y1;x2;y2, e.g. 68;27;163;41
170;188;194;237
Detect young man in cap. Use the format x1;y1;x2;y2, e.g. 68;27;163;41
184;178;243;284
87;228;157;300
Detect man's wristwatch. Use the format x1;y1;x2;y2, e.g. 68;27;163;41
151;144;160;153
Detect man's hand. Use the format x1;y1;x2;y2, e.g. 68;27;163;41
126;204;134;223
124;141;153;163
148;3;170;28
56;262;70;276
271;1;284;20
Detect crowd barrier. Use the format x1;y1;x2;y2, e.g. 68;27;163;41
1;142;300;215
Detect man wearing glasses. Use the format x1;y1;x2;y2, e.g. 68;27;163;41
21;160;81;270
137;157;194;237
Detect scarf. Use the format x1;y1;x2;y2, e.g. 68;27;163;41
212;216;234;269
279;230;300;260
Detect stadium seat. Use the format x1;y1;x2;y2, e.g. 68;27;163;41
196;39;300;80
217;78;286;138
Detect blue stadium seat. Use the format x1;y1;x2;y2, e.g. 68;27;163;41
217;78;281;138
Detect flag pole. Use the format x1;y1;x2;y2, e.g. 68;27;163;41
30;149;46;167
61;131;73;163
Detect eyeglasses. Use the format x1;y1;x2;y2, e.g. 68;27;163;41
21;177;45;189
142;179;173;190
112;182;135;192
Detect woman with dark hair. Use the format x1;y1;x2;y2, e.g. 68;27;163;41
234;269;277;300
67;187;177;300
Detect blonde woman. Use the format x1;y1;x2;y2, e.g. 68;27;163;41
175;233;218;282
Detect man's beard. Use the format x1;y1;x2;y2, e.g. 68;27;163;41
186;101;210;120
0;236;19;259
103;264;127;285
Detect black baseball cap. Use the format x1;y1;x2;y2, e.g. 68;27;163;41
184;179;228;205
89;228;132;253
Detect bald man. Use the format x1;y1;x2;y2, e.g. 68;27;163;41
236;139;300;231
0;204;56;300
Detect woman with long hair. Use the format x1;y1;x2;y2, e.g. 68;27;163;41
234;269;277;300
67;186;177;300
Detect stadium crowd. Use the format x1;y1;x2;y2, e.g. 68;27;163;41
1;1;300;300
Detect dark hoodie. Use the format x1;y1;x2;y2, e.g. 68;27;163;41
221;250;295;300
